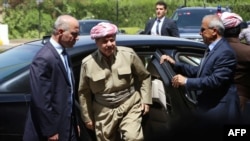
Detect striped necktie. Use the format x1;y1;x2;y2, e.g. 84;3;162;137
197;48;210;77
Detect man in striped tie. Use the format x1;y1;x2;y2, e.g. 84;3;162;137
159;14;240;140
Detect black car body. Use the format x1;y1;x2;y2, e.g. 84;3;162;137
171;6;231;42
0;34;218;140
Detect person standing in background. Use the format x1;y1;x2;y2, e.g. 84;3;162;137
220;12;250;114
78;22;152;141
23;15;80;141
144;1;179;37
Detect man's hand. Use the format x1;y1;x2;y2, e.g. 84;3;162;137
141;104;150;115
160;55;175;64
85;121;94;131
172;74;187;88
48;133;59;141
77;125;80;137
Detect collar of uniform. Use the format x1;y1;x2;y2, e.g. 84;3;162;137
97;48;117;63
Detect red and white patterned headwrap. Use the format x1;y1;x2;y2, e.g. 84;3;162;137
90;22;118;39
220;12;243;29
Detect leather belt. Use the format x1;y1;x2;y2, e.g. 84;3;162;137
95;86;135;108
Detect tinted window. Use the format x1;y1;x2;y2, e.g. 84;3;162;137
79;22;99;35
0;45;41;82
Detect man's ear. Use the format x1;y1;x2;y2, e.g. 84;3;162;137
58;29;64;35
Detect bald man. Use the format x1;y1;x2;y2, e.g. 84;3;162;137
23;15;80;141
161;15;239;123
78;22;152;141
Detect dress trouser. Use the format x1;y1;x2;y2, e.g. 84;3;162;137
93;92;144;141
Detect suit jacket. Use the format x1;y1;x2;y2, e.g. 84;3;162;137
23;41;78;141
174;38;240;123
144;17;180;37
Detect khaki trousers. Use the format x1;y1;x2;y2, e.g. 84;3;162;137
93;92;144;141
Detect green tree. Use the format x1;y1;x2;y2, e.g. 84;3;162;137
2;0;250;39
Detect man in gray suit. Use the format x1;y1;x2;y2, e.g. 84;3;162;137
144;1;179;37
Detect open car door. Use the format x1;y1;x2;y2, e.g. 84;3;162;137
143;49;200;140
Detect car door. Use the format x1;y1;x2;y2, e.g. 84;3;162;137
0;44;38;140
142;47;204;140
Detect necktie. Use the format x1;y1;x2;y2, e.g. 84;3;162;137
156;19;160;35
197;48;210;77
62;49;73;107
62;49;70;72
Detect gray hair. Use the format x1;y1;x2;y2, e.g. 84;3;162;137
52;15;72;34
204;15;225;36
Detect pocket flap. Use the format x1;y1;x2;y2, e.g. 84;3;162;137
92;71;105;81
118;67;131;75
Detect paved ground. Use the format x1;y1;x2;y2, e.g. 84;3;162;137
0;39;33;51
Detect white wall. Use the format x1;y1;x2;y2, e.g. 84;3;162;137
0;24;9;45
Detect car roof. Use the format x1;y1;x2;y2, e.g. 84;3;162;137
78;19;111;23
175;6;230;11
15;35;206;51
72;34;206;49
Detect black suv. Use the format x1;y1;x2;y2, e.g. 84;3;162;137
171;6;231;42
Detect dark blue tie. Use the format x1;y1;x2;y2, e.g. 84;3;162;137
62;48;73;109
62;49;70;72
156;19;160;35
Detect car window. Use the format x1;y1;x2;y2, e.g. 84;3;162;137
79;22;100;35
136;46;202;67
178;55;201;66
137;53;153;68
0;45;40;81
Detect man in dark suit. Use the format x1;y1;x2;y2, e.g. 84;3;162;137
160;15;240;139
23;15;80;141
144;1;179;37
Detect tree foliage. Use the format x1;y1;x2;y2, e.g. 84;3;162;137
1;0;250;39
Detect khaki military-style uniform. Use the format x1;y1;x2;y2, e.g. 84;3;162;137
78;46;152;141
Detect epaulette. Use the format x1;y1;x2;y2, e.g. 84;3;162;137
81;51;98;64
117;46;134;53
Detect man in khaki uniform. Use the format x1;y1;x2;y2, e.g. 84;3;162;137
78;22;152;141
